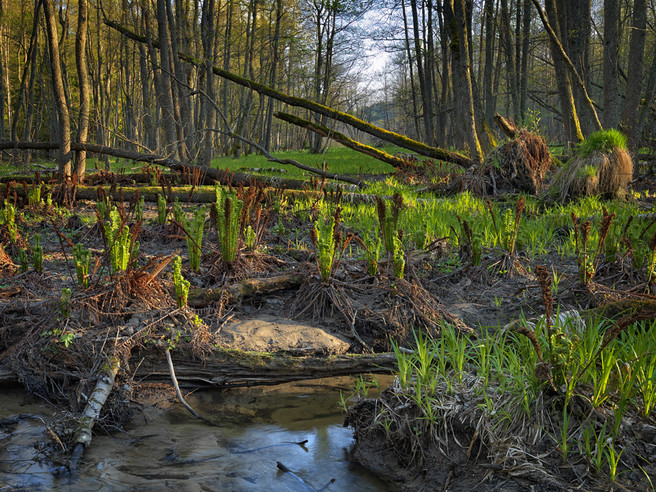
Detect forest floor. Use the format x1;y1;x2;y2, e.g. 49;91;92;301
0;170;655;490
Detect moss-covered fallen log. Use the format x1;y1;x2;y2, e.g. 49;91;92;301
274;112;419;170
0;141;360;190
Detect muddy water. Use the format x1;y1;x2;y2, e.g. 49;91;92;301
1;376;394;491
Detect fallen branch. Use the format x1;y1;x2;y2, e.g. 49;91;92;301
165;349;216;426
276;461;318;491
61;354;121;474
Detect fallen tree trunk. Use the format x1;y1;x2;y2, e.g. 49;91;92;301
0;141;361;190
135;348;397;388
103;19;474;168
0;350;397;388
274;112;419;171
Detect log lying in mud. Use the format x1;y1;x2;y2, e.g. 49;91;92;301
188;273;304;307
134;349;397;388
0;350;397;388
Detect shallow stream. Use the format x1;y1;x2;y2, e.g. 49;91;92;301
0;376;393;491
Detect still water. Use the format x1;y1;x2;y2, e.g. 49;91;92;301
0;376;394;491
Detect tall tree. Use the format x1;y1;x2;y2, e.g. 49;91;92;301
43;0;71;177
620;0;647;148
155;0;179;159
75;0;90;181
448;0;483;162
602;0;620;129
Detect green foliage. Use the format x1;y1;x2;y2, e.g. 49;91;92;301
577;129;627;157
313;215;337;283
73;243;91;288
215;186;243;264
134;196;145;223
157;194;167;224
18;248;29;273
95;196;111;222
61;288;71;318
2;199;18;243
32;234;43;273
173;256;190;308
184;205;205;272
104;207;139;272
362;232;382;276
392;234;405;279
173;197;184;224
244;225;257;250
27;184;42;207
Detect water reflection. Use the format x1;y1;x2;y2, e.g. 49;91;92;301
0;376;393;491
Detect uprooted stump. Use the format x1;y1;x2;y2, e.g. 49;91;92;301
448;130;553;196
292;275;472;351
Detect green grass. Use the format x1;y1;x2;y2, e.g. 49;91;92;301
577;129;628;157
210;145;400;178
4;145;400;179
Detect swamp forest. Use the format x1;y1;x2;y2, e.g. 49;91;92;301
1;0;656;490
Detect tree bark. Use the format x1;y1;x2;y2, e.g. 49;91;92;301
532;0;601;135
482;0;497;131
155;0;179;159
43;0;72;178
75;0;90;182
451;0;484;163
534;0;584;144
602;0;620;129
620;0;647;148
188;273;304;307
410;0;435;145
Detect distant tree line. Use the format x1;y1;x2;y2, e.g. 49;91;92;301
0;0;654;180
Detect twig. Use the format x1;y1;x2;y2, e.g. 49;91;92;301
276;461;317;491
165;349;217;426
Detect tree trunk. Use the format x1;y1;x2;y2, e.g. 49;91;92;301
499;0;519;121
10;0;42;143
482;0;497;131
410;0;435;145
401;0;421;140
557;0;592;135
535;0;584;144
274;111;430;170
199;0;216;166
75;0;90;182
519;0;531;120
264;0;283;153
0;0;5;141
155;0;179;159
602;0;619;129
450;0;484;163
43;0;72;178
620;0;647;149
